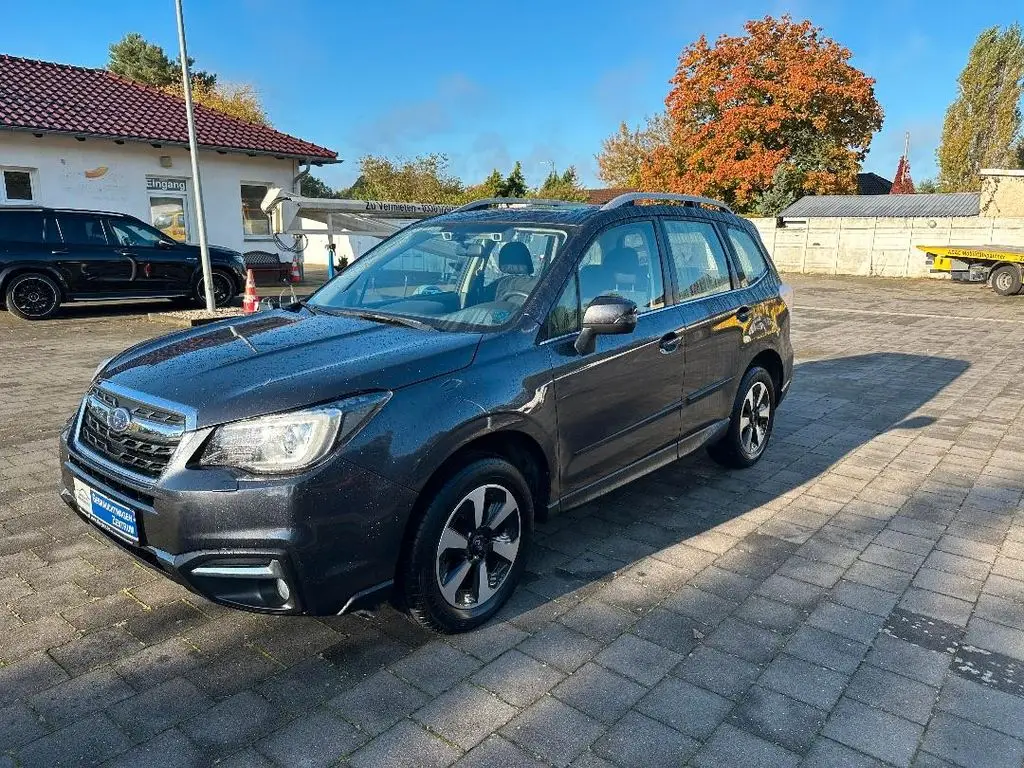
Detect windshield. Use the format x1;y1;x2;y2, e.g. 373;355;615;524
309;222;569;330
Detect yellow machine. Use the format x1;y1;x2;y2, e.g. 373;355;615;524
918;244;1024;296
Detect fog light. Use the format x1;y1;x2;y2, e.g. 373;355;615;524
275;578;290;602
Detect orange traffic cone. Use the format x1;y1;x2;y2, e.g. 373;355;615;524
242;269;259;314
289;255;301;284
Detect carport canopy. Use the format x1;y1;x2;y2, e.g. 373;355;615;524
260;187;457;237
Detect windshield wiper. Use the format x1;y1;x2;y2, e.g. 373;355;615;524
327;307;435;331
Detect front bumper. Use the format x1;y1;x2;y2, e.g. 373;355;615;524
59;420;417;615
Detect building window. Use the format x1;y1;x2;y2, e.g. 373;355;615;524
1;168;36;203
241;183;271;237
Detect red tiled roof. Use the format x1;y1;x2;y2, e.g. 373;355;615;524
0;55;337;161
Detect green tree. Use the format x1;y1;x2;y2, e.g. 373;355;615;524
916;178;939;194
349;154;464;204
596;114;670;188
937;24;1024;191
108;32;215;89
534;166;588;201
300;174;339;198
498;161;528;197
459;168;505;202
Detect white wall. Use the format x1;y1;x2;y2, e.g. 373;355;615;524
301;219;418;267
0;132;298;260
749;216;1024;277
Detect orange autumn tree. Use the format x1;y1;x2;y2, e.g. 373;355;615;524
640;16;883;214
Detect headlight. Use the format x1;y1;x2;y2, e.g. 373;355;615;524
199;391;391;474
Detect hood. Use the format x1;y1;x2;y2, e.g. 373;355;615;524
100;309;482;427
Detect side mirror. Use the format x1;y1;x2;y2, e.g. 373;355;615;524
574;295;638;355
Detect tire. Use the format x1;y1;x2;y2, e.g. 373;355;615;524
4;272;62;320
192;270;236;307
402;457;533;633
991;265;1023;297
707;365;776;469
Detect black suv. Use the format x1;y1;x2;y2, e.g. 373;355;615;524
59;193;793;633
0;207;247;319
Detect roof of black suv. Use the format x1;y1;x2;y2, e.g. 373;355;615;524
0;206;139;218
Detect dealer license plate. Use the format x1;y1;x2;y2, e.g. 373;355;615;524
72;478;139;543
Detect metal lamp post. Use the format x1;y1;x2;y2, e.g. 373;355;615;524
174;0;216;312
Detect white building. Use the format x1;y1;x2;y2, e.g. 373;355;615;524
0;54;337;263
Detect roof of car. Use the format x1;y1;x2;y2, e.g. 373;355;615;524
0;206;135;217
432;199;748;229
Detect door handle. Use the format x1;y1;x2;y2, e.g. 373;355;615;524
736;306;752;323
51;249;69;255
658;332;681;354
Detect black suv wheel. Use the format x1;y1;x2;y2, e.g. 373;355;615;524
708;365;776;468
192;270;236;307
402;457;532;633
5;272;62;320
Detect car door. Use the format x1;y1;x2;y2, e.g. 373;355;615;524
53;212;135;295
105;216;196;294
660;217;746;436
546;220;686;496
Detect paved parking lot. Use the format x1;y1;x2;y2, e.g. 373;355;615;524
1;275;1023;768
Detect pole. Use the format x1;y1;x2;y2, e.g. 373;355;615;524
174;0;216;312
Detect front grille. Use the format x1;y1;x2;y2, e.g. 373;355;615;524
76;387;185;478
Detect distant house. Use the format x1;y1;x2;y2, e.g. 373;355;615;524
0;55;338;261
584;188;636;205
856;172;892;195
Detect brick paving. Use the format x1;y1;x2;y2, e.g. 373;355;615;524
1;276;1023;767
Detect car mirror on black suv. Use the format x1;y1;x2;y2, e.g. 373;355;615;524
574;294;638;355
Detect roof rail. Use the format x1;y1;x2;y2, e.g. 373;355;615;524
601;192;733;214
450;197;590;214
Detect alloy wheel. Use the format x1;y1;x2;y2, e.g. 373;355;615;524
739;380;771;458
11;277;58;318
435;483;521;609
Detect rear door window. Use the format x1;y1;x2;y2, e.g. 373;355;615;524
662;220;733;300
0;211;45;243
56;213;109;246
726;226;769;285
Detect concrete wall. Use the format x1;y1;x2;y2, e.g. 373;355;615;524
750;216;1024;277
1;132;298;260
981;169;1024;218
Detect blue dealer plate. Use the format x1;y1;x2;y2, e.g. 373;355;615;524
72;478;139;543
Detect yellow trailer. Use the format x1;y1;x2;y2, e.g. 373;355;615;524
917;244;1024;296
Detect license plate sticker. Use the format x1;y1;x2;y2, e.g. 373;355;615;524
72;478;139;543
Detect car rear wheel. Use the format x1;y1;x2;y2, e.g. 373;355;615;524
193;270;236;307
402;457;532;633
5;272;62;320
707;365;776;469
991;265;1023;297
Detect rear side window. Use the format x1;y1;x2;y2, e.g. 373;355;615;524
0;211;45;243
57;213;109;246
726;226;769;284
663;220;732;300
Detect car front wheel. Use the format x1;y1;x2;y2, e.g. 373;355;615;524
708;365;776;469
5;272;62;320
402;457;532;633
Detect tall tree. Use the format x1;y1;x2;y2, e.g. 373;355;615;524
596;114;670;188
165;80;268;126
534;167;588;201
349;154;464;204
300;174;339;198
498;162;528;197
638;16;883;213
937;24;1024;192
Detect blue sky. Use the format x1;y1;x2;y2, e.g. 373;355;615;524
1;1;1018;191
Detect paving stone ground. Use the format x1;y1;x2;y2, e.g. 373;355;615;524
1;275;1023;767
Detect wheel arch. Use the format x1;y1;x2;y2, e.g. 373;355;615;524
0;265;69;302
748;348;784;397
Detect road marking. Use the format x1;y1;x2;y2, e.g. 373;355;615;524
795;305;1023;324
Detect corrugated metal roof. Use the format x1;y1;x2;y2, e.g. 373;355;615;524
780;193;980;218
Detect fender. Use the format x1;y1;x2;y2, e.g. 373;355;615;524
0;262;71;297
